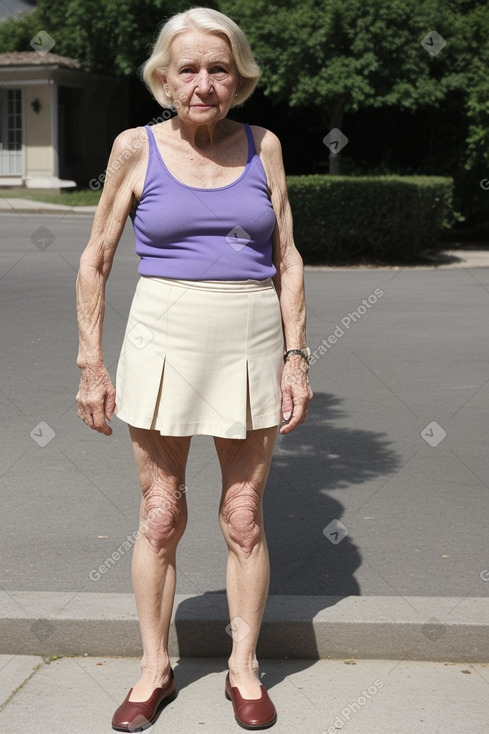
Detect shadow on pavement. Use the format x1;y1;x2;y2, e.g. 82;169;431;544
266;390;401;597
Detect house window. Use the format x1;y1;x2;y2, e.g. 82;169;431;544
0;89;23;175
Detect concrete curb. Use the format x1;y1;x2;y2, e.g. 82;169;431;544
0;198;97;214
304;250;489;270
1;592;488;662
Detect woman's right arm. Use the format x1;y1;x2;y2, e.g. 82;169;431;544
76;127;146;435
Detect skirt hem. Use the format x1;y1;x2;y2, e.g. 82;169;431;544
114;406;281;439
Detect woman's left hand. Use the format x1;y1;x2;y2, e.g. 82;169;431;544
279;356;313;434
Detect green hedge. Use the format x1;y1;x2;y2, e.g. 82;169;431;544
287;175;455;264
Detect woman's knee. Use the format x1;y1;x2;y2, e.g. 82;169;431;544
140;479;187;553
129;430;190;553
220;483;263;557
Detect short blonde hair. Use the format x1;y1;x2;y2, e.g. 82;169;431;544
142;7;261;108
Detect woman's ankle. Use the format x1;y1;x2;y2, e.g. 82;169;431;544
140;656;172;686
228;655;260;680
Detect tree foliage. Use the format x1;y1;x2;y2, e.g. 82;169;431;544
219;0;458;114
0;7;41;51
0;0;198;75
219;0;489;171
1;0;489;176
455;2;489;170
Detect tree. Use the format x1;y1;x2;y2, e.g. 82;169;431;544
453;2;489;172
0;7;42;51
0;0;203;76
218;0;480;173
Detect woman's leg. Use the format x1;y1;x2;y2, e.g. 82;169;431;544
214;426;277;700
128;426;191;702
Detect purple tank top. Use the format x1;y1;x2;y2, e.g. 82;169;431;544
131;124;277;281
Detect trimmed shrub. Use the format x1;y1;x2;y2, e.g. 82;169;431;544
287;175;455;264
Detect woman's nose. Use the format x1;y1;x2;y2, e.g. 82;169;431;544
195;70;213;93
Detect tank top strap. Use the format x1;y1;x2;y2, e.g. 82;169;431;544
144;125;157;156
244;123;256;162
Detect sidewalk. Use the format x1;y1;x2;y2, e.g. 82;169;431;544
0;196;97;215
1;655;487;733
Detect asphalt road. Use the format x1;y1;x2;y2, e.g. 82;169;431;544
1;212;488;603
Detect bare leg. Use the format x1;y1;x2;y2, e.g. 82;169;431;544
128;426;191;702
214;426;277;700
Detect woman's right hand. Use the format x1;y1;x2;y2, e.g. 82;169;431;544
76;363;116;436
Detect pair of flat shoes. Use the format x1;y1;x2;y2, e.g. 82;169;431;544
111;668;277;731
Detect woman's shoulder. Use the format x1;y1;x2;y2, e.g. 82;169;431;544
248;125;282;157
110;126;149;160
247;125;284;175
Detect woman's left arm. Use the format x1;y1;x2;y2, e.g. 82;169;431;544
256;127;313;434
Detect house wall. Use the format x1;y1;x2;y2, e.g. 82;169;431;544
24;84;54;177
0;63;128;186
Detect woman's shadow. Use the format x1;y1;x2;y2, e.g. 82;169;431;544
174;391;401;687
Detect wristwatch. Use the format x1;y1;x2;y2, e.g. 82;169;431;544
284;347;311;363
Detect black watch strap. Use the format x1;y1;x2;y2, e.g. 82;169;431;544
284;348;310;363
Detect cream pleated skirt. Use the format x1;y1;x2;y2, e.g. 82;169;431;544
114;276;284;439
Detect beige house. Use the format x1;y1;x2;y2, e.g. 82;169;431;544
0;51;126;189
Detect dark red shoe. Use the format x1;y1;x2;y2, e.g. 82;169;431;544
225;673;277;730
112;668;177;732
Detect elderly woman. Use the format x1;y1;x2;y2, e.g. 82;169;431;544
76;7;312;732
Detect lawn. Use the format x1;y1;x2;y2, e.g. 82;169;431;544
3;189;102;206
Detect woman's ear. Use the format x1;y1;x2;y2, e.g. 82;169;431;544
157;71;171;100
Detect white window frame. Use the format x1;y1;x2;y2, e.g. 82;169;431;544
0;88;25;176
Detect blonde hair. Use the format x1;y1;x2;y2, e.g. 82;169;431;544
142;7;261;108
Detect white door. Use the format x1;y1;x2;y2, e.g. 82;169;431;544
0;89;24;175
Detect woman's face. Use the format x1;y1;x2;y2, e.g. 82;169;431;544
161;30;240;126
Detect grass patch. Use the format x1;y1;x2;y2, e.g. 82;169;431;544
2;189;102;206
